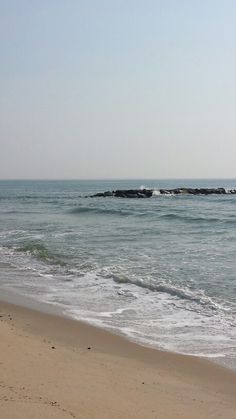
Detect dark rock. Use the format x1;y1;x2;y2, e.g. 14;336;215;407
114;189;153;198
103;191;113;197
92;192;107;197
89;187;235;198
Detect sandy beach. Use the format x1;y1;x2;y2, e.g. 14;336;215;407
0;300;236;419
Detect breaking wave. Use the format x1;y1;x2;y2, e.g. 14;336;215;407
111;273;225;312
14;241;66;266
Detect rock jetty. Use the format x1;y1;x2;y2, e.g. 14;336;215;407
91;188;236;198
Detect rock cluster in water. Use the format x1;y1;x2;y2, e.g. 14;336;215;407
91;188;236;198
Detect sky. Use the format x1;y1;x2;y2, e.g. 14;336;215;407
1;0;236;179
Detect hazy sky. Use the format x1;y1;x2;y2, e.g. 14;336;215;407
1;1;236;179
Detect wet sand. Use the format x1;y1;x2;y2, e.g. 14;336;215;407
0;299;236;419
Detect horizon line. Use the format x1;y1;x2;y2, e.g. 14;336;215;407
0;177;236;182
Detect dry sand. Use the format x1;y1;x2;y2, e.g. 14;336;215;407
0;300;236;419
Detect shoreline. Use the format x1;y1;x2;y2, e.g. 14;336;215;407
1;287;235;371
1;297;236;418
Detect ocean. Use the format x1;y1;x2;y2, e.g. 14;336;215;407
0;179;235;369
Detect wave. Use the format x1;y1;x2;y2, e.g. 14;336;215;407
111;273;223;312
69;206;133;216
159;213;220;223
69;206;234;225
0;210;35;214
224;219;236;225
14;241;66;267
159;213;236;225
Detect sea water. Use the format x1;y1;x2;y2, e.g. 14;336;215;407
0;179;235;369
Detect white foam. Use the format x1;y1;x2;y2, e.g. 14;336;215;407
152;189;161;196
1;245;235;368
